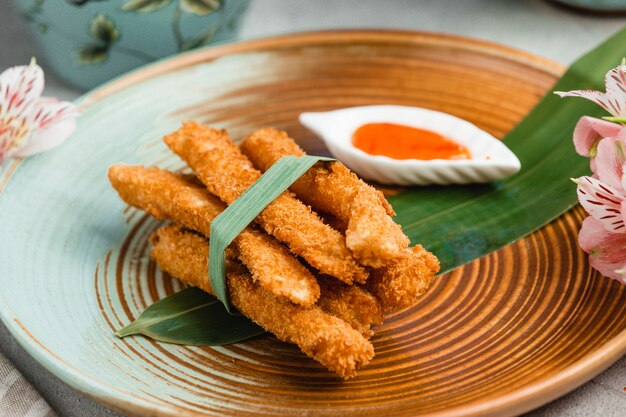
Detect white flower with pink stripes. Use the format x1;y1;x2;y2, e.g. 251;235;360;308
0;60;78;167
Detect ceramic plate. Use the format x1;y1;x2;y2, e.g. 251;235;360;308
0;31;625;417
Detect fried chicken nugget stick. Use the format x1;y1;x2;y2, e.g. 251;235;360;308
150;225;374;379
366;245;439;311
164;121;368;284
240;128;440;310
320;212;439;311
108;164;320;306
317;276;383;338
240;127;410;268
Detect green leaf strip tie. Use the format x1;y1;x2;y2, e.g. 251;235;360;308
208;155;335;313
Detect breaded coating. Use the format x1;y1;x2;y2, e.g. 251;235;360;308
240;128;441;310
108;164;320;306
150;226;374;379
241;128;410;268
366;245;440;312
164;121;368;284
414;244;441;275
317;276;383;338
318;213;348;234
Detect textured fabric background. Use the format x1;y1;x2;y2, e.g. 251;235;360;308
0;352;56;417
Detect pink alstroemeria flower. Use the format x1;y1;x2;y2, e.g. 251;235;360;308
579;217;626;284
573;174;625;234
572;138;626;281
558;59;626;284
0;60;78;167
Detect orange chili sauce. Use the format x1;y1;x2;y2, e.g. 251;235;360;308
352;122;471;160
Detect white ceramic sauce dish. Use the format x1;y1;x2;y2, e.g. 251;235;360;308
299;105;521;185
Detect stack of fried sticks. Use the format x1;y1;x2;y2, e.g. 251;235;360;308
108;121;439;379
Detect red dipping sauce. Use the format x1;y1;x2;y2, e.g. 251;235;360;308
352;122;471;161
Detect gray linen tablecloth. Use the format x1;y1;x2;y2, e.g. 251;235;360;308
0;352;55;417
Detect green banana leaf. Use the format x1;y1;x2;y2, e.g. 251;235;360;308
116;287;265;345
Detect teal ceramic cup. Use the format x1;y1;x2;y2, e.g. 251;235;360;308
10;0;250;90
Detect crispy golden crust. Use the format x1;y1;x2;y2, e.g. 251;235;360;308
233;225;321;306
366;245;440;312
150;226;211;289
150;226;374;379
318;213;348;234
317;276;383;338
240;128;440;310
414;244;441;276
164;121;367;284
346;188;410;268
241;128;410;267
108;164;320;306
108;163;223;230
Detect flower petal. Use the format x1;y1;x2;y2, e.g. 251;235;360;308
555;89;612;113
615;265;626;285
0;62;44;122
0;63;79;167
590;157;597;176
579;216;626;283
28;97;78;130
574;175;626;233
555;60;626;117
572;116;624;157
602;60;626;117
0;125;17;165
594;137;626;190
13;118;76;158
13;97;78;157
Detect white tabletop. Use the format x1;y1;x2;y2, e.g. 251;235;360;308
1;0;626;415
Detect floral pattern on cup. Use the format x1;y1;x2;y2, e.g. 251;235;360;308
121;0;224;52
22;0;226;66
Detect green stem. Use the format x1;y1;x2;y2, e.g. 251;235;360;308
603;116;626;124
172;5;184;52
